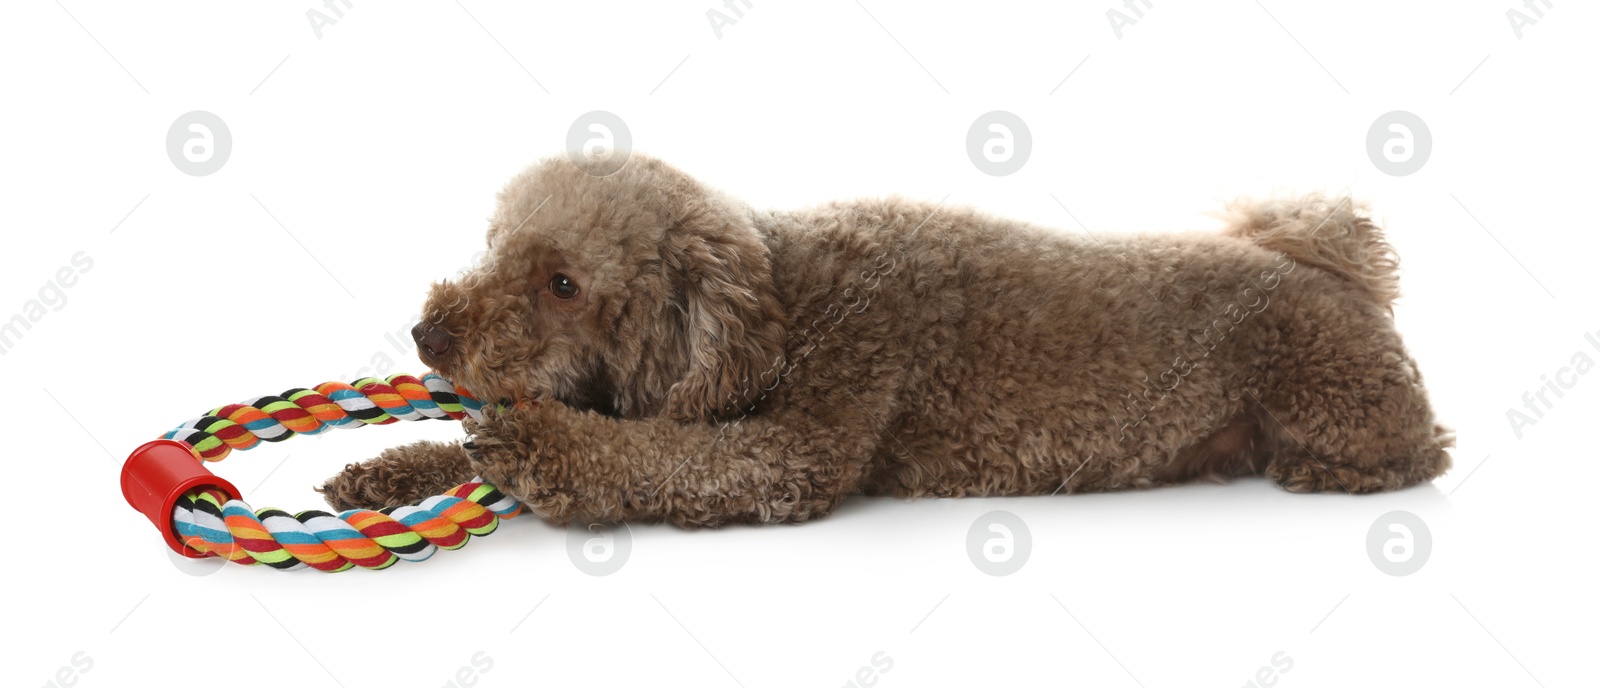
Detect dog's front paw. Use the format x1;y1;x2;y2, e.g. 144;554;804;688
318;440;474;512
319;461;399;513
463;402;579;522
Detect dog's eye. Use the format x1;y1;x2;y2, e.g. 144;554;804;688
550;273;579;299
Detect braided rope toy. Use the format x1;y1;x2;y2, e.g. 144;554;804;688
120;373;524;572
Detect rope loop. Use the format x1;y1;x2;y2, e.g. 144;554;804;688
154;373;519;572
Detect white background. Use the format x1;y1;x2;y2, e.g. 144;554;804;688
2;1;1595;686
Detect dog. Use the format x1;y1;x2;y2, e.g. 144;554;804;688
319;154;1452;527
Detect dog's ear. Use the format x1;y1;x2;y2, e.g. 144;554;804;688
660;209;787;422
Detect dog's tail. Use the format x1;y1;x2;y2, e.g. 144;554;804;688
1221;194;1400;309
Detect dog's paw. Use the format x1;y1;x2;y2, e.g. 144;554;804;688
463;402;580;520
318;463;392;512
317;440;473;511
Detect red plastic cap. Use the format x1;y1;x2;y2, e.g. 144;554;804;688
120;439;239;557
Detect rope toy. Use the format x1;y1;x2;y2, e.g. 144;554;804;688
120;373;523;572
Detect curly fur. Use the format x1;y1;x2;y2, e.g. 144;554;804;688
1220;195;1402;310
319;440;474;512
322;154;1452;526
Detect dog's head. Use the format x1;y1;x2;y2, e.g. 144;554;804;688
414;155;787;421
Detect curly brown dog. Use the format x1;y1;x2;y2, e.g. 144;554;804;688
320;154;1452;527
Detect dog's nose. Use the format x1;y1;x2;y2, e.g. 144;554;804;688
412;323;451;358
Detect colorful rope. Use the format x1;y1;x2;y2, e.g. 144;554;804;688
162;373;523;571
162;373;486;462
173;482;521;571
